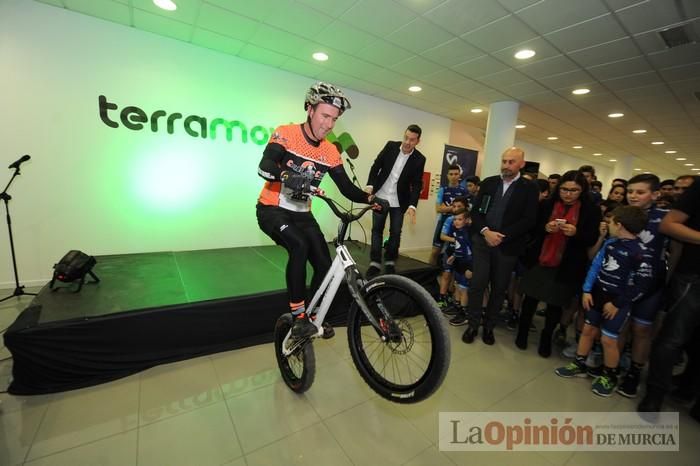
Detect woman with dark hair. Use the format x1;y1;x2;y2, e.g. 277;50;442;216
607;185;627;204
515;170;602;357
535;178;551;201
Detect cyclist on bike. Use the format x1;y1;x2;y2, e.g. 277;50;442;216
257;82;387;339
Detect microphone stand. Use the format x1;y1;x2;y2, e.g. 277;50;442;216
345;157;361;242
0;165;37;303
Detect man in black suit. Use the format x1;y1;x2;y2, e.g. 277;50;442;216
365;124;426;277
463;147;539;345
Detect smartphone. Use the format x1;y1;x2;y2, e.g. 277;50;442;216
478;195;491;214
555;218;566;225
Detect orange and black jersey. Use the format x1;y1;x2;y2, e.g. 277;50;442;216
258;124;368;212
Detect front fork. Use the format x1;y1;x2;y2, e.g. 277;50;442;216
345;267;401;342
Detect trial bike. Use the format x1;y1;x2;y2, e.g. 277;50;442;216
274;189;450;404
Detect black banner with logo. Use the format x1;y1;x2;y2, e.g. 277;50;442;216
440;144;478;186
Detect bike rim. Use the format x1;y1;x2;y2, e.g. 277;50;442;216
276;320;306;384
285;344;306;380
355;288;435;389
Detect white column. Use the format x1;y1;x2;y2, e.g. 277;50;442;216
481;101;519;177
611;155;634;182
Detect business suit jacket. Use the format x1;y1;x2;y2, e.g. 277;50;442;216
471;175;540;256
366;141;426;213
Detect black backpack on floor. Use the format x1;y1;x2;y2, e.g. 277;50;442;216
50;250;100;292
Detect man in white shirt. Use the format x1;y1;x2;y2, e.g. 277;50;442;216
365;125;427;278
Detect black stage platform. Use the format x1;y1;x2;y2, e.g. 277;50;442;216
3;242;438;395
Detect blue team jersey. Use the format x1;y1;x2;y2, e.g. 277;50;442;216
637;205;668;278
583;237;652;308
436;185;468;220
441;215;454;236
444;221;472;261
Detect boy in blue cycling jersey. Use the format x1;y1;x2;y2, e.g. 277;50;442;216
429;165;468;265
440;208;473;326
435;197;468;310
616;174;668;398
555;205;652;397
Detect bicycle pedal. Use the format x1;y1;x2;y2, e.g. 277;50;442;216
321;322;335;339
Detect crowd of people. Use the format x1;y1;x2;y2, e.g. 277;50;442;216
432;156;699;421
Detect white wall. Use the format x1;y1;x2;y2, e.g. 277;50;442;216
515;141;614;187
0;0;451;285
447;122;617;187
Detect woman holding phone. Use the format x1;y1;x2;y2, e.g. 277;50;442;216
515;170;602;357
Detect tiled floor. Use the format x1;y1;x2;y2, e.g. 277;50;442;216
2;261;699;465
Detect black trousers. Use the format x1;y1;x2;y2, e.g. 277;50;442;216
370;207;404;263
256;204;331;308
517;295;563;353
467;234;519;330
646;272;700;397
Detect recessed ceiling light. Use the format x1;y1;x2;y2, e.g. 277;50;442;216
514;49;536;59
651;141;664;145
593;153;602;156
515;124;526;129
408;85;422;92
676;157;687;161
684;163;694;166
634;168;641;171
153;0;177;10
692;168;700;171
665;150;677;154
608;112;624;118
632;129;647;134
547;136;558;140
572;88;590;95
609;159;617;162
573;145;583;149
312;52;328;61
643;171;651;174
470;108;483;113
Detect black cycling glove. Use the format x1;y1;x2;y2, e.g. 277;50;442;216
281;171;309;192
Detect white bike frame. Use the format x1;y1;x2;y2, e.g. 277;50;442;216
280;243;355;357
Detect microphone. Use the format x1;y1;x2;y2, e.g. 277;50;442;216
8;155;30;170
345;157;355;170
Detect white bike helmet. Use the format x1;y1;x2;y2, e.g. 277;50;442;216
304;82;351;113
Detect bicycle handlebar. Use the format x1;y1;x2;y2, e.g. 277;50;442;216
285;183;382;230
312;189;375;224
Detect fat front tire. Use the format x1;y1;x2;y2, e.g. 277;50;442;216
347;274;450;403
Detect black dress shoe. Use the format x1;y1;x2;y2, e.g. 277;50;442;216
462;325;478;344
482;328;495;345
515;322;529;350
538;345;552;358
366;265;380;279
538;330;552;357
515;333;528;350
538;339;552;358
384;264;396;274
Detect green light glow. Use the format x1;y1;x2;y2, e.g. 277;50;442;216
132;151;208;210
